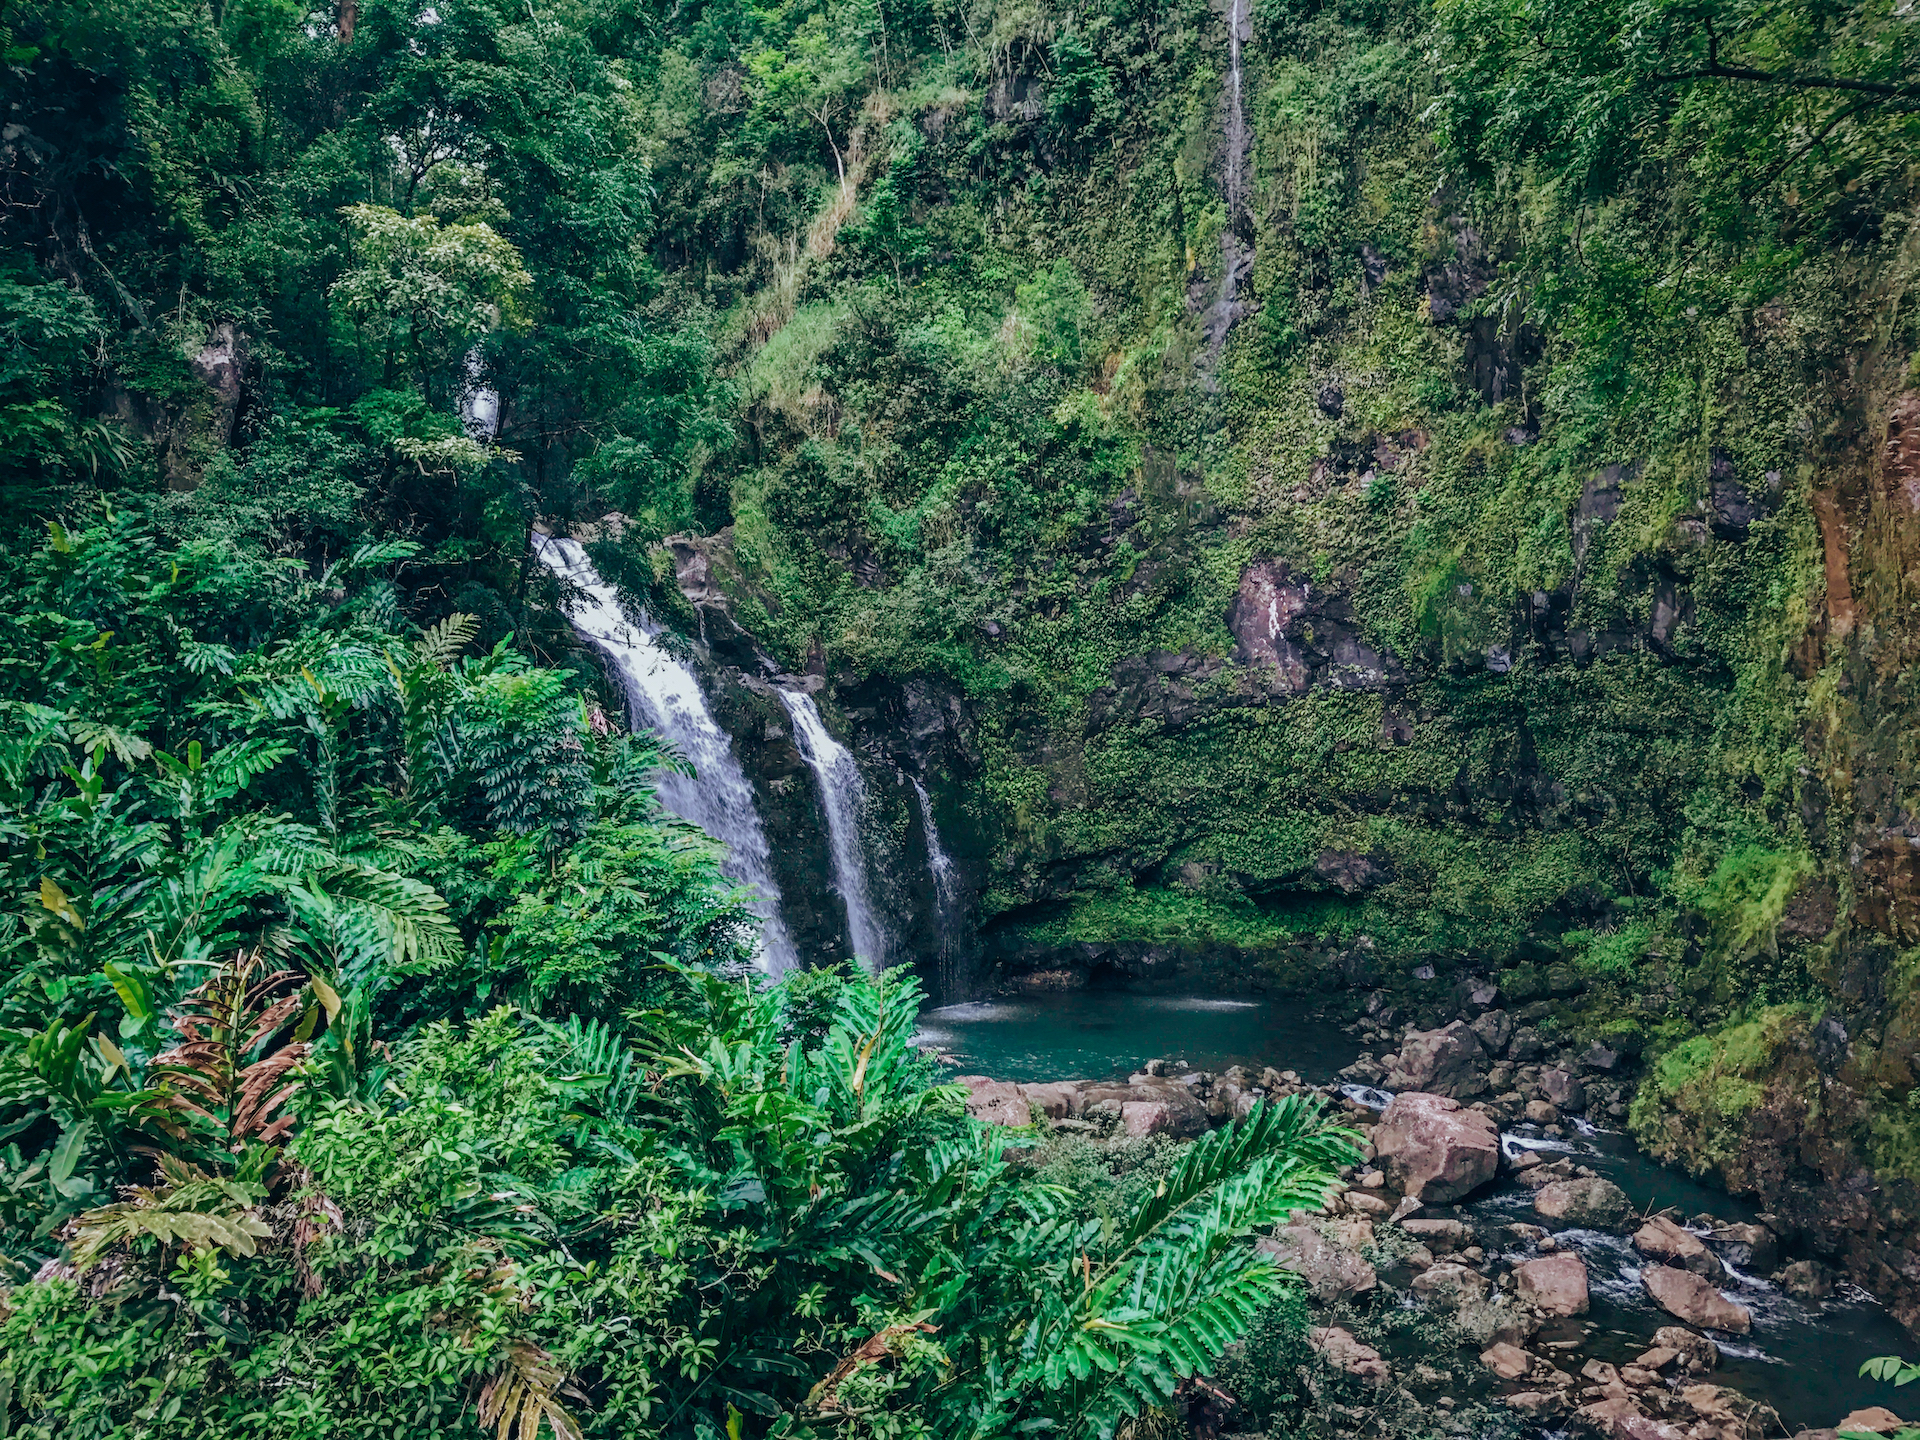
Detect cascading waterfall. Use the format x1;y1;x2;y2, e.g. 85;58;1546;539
533;534;798;974
779;690;889;971
912;777;965;998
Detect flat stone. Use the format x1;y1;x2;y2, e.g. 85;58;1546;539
1837;1409;1904;1435
1514;1251;1590;1316
1634;1347;1681;1372
1372;1091;1500;1202
1642;1268;1751;1332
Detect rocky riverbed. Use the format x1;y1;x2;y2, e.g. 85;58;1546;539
943;994;1916;1440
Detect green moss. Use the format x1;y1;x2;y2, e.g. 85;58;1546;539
1629;1006;1809;1174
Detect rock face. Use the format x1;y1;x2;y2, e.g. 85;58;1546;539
1372;1092;1500;1202
1384;1021;1488;1097
1533;1177;1636;1230
1513;1251;1590;1316
1641;1266;1752;1332
1633;1216;1725;1280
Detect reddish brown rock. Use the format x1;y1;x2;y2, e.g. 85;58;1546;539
957;1076;1030;1127
1385;1021;1490;1097
1308;1326;1390;1385
1019;1082;1081;1119
1633;1216;1725;1280
1372;1092;1500;1202
1642;1267;1752;1332
1482;1341;1534;1380
1533;1176;1636;1231
1514;1251;1590;1316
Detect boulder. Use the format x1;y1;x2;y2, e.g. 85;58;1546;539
1257;1226;1377;1303
1482;1341;1534;1380
1121;1099;1186;1137
1513;1251;1590;1316
1836;1409;1904;1435
1080;1081;1209;1137
1372;1092;1500;1202
1540;1067;1587;1110
1411;1261;1492;1305
1308;1326;1390;1385
1652;1327;1719;1371
1471;1009;1514;1054
1401;1217;1471;1253
1679;1384;1781;1439
1020;1082;1082;1120
1345;1190;1392;1217
1570;1397;1689;1440
1634;1347;1681;1373
958;1076;1030;1127
1633;1216;1725;1280
1641;1267;1752;1332
1708;1222;1778;1272
1534;1177;1636;1231
1385;1021;1489;1097
1525;1100;1560;1125
1777;1259;1833;1300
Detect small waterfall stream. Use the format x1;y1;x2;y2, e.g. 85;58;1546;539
779;690;889;971
1199;0;1254;369
533;534;798;974
912;778;964;997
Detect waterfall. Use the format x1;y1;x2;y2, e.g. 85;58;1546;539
912;777;965;997
1199;0;1254;371
779;690;889;971
533;534;797;975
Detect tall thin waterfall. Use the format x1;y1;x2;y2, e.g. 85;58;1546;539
534;534;797;974
779;690;888;971
1199;0;1254;371
912;777;964;997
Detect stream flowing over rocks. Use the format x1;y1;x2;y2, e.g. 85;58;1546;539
930;987;1918;1440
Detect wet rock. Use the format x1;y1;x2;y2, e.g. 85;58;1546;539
1513;1251;1590;1316
1257;1226;1377;1303
1633;1216;1726;1280
1021;1082;1081;1119
1534;1177;1636;1231
1385;1021;1489;1097
1652;1327;1719;1372
1540;1067;1587;1110
1526;1100;1560;1125
1641;1267;1752;1332
1708;1222;1778;1272
1777;1258;1833;1299
958;1076;1030;1126
1518;1156;1581;1189
1308;1325;1389;1385
1372;1092;1501;1202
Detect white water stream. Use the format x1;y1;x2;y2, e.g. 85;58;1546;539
779;689;889;971
533;534;797;974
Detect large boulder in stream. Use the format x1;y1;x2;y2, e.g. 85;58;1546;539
1533;1176;1636;1230
1513;1250;1590;1316
1633;1216;1725;1280
1384;1021;1489;1097
1372;1092;1500;1202
1641;1265;1752;1332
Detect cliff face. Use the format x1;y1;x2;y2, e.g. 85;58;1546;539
608;0;1920;1325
